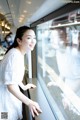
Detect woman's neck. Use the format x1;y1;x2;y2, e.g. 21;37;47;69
16;46;26;55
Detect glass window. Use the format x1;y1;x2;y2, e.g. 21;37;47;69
36;9;80;120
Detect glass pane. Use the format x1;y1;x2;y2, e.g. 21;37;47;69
36;9;80;120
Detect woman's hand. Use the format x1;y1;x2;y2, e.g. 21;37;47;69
24;83;36;90
28;100;42;117
7;84;42;117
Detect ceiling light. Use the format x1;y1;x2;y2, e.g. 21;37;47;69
23;10;27;13
2;21;5;26
2;31;5;34
26;1;32;4
21;15;25;17
5;24;7;28
7;26;10;30
19;20;22;23
19;18;23;20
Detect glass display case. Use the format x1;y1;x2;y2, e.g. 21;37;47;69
36;8;80;120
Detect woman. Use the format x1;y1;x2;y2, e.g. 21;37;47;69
0;26;42;120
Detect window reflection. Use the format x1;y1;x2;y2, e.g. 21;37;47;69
50;26;80;92
49;23;80;112
37;10;80;119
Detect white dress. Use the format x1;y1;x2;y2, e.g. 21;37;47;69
0;48;25;120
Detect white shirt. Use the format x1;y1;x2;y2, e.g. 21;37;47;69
0;48;25;85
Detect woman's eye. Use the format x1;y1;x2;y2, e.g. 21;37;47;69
27;38;36;40
27;37;31;39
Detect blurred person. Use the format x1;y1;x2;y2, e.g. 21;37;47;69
0;26;42;120
0;41;7;60
4;32;14;48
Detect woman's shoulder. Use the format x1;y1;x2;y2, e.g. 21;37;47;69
2;48;20;63
8;48;19;54
6;48;21;58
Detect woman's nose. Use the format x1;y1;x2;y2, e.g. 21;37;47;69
31;39;36;43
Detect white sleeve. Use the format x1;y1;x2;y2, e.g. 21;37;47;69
2;53;23;85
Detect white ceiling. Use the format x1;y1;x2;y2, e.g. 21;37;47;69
0;0;66;27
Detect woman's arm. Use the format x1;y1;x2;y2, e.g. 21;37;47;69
7;84;42;117
19;82;36;90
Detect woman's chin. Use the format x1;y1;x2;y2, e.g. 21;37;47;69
26;47;34;52
30;48;34;51
30;46;35;51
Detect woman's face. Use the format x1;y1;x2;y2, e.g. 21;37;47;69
19;29;36;52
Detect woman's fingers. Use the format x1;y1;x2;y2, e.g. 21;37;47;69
24;83;36;90
29;102;42;117
27;83;36;89
34;103;42;113
33;106;39;116
31;106;42;117
36;107;42;113
31;107;35;118
30;84;36;89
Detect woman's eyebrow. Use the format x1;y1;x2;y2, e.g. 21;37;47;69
25;35;36;37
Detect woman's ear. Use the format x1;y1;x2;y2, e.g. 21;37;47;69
17;38;22;45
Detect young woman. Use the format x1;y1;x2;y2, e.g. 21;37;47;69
0;26;42;120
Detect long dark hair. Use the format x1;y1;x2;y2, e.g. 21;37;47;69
6;26;31;53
